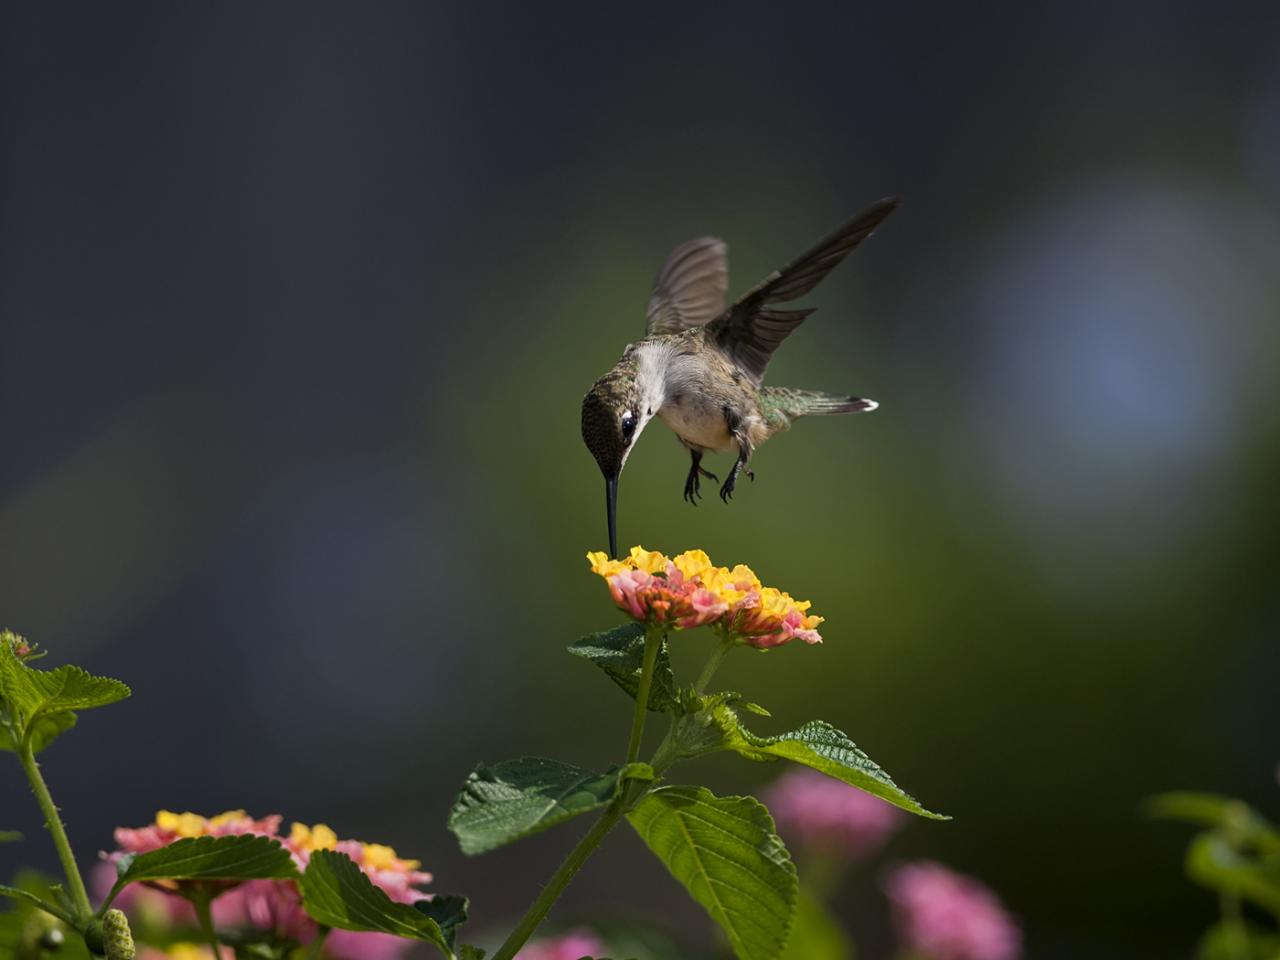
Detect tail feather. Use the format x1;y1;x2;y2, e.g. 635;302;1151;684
762;386;877;416
759;386;877;432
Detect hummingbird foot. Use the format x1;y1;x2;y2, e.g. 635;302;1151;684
718;462;754;502
683;452;720;505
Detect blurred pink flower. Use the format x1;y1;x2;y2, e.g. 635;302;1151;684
110;810;282;857
763;768;905;858
103;813;432;960
249;823;433;960
97;811;282;926
885;860;1021;960
516;928;610;960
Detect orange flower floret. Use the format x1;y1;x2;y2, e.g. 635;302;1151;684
585;546;823;648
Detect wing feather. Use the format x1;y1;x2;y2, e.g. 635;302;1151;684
709;197;898;385
645;237;729;335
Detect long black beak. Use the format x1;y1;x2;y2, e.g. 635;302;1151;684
605;473;619;559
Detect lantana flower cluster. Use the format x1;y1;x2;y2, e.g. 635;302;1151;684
102;810;431;960
587;546;824;648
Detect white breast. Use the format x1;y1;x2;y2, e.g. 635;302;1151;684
656;352;734;451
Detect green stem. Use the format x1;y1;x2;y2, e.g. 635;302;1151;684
0;885;77;927
17;744;92;923
490;802;626;960
624;628;662;764
694;634;736;693
305;925;331;960
1220;889;1247;960
493;625;667;960
193;893;224;960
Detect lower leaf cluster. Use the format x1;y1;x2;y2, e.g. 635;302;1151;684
444;622;946;960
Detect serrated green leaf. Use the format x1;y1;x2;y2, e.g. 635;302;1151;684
627;785;797;960
106;835;298;906
0;642;129;752
1186;833;1280;919
449;757;622;855
415;895;469;953
730;720;946;820
779;887;851;960
0;710;77;755
569;624;678;712
299;851;452;956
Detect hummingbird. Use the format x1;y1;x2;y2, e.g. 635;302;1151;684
581;196;898;558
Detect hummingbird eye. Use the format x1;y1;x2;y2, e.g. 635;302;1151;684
621;411;636;438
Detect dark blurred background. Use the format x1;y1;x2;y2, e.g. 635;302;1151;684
3;2;1279;957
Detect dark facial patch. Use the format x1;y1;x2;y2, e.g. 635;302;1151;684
581;386;626;477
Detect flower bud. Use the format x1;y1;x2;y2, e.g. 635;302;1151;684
102;909;136;960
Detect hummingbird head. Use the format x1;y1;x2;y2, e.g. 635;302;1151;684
581;361;650;559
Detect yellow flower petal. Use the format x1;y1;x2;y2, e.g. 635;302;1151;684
627;546;669;574
363;842;418;871
586;551;628;578
672;549;713;580
290;822;338;852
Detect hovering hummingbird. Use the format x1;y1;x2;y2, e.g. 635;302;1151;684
581;197;898;558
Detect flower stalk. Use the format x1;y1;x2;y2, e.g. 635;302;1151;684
192;891;224;960
625;628;663;764
489;801;627;960
493;624;674;960
17;742;92;924
695;632;736;693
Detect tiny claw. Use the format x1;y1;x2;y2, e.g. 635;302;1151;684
683;473;701;505
699;467;719;482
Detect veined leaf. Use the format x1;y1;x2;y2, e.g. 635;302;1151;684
106;835;298;906
299;851;452;956
627;785;797;960
415;895;469;953
568;624;678;712
1186;833;1280;918
0;711;77;755
0;642;129;753
730;720;946;820
449;757;621;855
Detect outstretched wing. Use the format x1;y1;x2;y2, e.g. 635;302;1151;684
645;236;729;335
708;197;898;386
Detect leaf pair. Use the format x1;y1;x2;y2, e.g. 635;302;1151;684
449;757;797;960
0;640;130;754
444;624;948;960
572;624;945;820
